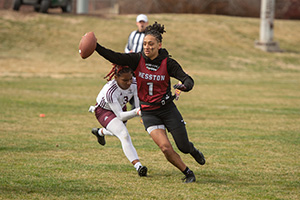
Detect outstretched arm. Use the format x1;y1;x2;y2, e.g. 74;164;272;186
109;102;140;121
95;43;140;70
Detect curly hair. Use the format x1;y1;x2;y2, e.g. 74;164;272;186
104;64;132;81
145;21;166;43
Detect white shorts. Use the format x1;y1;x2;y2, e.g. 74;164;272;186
146;125;165;134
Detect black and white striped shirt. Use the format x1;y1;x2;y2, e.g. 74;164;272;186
125;30;145;53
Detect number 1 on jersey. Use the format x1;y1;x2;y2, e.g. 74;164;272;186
147;82;153;96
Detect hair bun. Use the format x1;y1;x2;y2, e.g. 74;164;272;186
145;22;166;42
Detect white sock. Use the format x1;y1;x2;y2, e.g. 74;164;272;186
98;128;114;136
98;128;104;136
134;162;142;171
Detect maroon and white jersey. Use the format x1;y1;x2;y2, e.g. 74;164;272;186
96;78;138;110
135;57;170;110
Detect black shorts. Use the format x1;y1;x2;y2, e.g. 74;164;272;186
141;102;185;132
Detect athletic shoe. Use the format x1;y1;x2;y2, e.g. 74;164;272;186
182;170;196;183
138;166;148;177
91;128;106;146
191;149;206;165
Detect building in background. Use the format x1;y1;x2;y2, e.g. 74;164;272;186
1;0;299;19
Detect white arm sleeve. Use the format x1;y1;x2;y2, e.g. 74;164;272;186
134;89;140;109
109;102;139;121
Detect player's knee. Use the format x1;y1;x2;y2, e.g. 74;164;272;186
119;130;130;141
160;144;175;156
170;126;192;154
177;141;194;154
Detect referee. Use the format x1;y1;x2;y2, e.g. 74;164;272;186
125;14;149;109
125;14;149;53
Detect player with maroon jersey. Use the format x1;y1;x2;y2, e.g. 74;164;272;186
94;22;205;183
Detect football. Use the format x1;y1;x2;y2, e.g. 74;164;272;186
79;32;97;59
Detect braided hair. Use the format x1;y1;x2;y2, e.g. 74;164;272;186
104;64;132;81
145;21;166;43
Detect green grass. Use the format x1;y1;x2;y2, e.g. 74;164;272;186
1;10;300;199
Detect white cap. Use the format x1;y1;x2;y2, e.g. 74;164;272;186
136;14;148;22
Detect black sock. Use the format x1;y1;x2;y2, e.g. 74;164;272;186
182;167;192;175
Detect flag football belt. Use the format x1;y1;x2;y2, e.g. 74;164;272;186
140;95;176;106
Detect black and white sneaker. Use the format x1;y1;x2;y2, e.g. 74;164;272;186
91;128;106;146
182;170;196;183
137;166;148;177
191;149;206;165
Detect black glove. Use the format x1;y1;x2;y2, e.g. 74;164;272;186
173;83;187;91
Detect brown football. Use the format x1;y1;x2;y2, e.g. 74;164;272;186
78;32;97;59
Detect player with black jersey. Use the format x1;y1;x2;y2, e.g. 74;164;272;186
94;22;205;183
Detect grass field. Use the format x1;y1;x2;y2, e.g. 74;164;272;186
0;10;300;199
